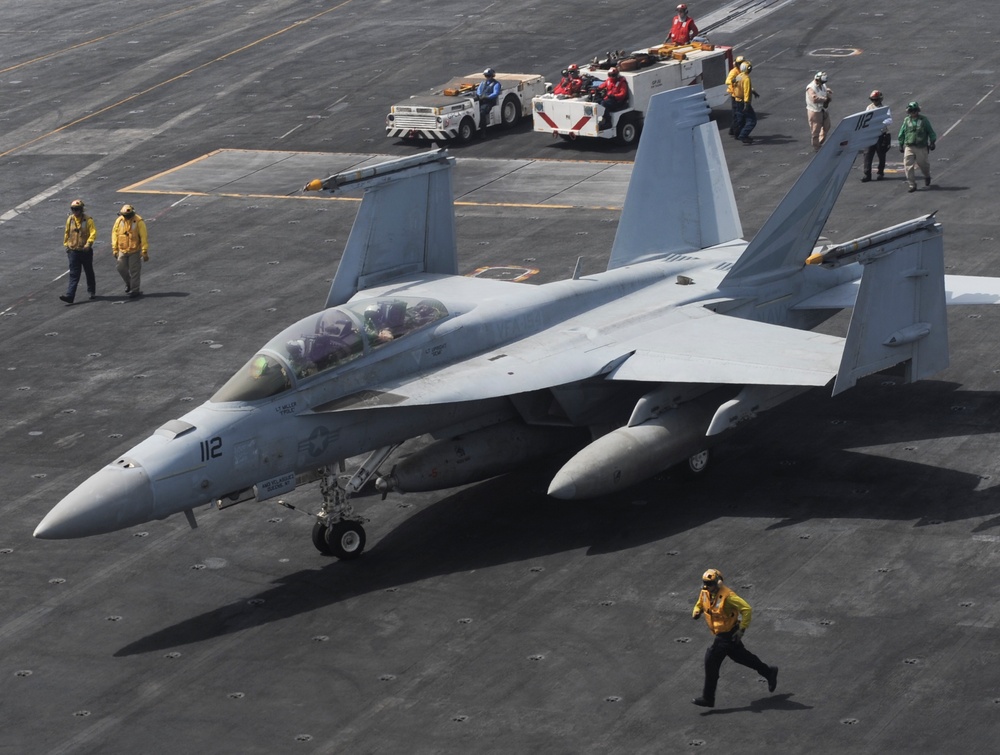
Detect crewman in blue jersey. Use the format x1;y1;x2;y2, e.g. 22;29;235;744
476;68;502;137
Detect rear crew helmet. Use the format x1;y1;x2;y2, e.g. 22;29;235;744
70;199;84;210
740;62;750;72
702;568;724;584
608;67;619;77
815;71;828;82
869;89;883;100
734;55;745;64
677;3;688;11
907;100;920;111
568;63;579;73
119;204;135;217
483;68;495;78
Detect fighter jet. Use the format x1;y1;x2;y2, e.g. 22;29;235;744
35;85;1000;558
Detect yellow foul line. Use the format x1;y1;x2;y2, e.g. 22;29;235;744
0;0;356;159
0;3;205;74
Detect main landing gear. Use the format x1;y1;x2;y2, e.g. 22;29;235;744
309;445;398;559
679;448;712;478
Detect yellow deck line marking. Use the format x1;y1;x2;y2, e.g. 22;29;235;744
0;3;204;74
0;0;356;159
118;149;630;211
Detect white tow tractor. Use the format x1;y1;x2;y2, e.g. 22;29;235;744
386;72;546;143
532;42;734;145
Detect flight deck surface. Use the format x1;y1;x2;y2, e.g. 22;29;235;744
2;1;999;753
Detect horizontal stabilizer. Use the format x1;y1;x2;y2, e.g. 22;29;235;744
609;86;742;269
833;222;947;395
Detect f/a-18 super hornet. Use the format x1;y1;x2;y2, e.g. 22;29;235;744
35;85;1000;558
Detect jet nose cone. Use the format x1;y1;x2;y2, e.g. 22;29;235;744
34;463;154;539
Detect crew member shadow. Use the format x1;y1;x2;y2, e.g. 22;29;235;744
700;693;813;715
119;291;190;300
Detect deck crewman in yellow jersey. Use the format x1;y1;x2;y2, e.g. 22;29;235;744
60;199;97;304
111;204;149;298
691;568;778;707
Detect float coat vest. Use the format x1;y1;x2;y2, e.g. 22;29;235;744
697;585;740;635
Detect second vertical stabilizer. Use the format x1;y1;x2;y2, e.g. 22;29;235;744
722;106;891;284
609;86;742;269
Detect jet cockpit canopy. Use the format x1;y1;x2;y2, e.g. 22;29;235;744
211;296;449;403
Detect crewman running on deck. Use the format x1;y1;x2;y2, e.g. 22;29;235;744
691;568;778;708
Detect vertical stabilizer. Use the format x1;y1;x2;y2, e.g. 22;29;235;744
311;150;459;307
609;85;742;269
722;106;890;284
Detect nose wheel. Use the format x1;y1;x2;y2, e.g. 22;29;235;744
312;519;366;559
328;520;366;559
308;448;397;558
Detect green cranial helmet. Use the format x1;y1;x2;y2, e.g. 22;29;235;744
907;101;920;112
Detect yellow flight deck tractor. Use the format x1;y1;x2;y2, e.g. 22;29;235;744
386;72;546;143
532;42;734;145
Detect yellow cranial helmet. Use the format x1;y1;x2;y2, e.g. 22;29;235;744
702;568;723;584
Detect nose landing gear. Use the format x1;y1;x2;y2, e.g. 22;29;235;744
308;445;398;558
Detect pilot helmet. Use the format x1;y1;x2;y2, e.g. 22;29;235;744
363;303;381;321
119;204;135;218
249;355;270;379
319;312;351;336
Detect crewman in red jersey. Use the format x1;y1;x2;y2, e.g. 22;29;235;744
667;4;699;45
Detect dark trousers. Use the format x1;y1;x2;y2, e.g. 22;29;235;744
479;98;497;131
66;248;96;300
598;97;626;128
702;628;770;702
731;101;745;137
729;97;742;134
864;133;891;177
737;104;756;140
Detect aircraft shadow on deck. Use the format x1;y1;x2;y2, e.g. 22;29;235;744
114;380;1000;657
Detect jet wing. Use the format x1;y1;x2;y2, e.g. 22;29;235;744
316;306;845;412
606;306;844;386
795;275;1000;309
